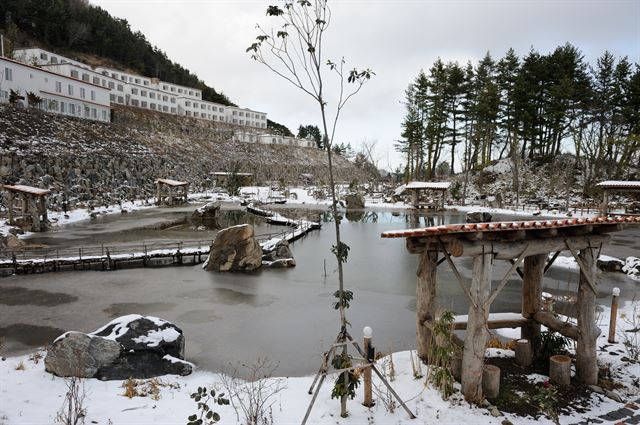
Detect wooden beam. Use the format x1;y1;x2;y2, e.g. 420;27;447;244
533;311;579;340
563;225;593;236
565;240;598;295
449;234;610;260
438;238;477;309
576;246;600;385
416;249;438;361
461;252;493;403
453;318;530;330
528;228;559;238
485;245;531;308
543;251;562;275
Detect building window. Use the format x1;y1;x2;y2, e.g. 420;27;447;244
117;96;124;103
149;92;155;99
144;81;149;86
91;90;95;101
188;90;193;96
92;77;100;85
56;81;62;93
40;53;48;60
68;85;74;96
185;101;191;107
150;103;156;110
80;88;86;99
110;94;116;101
102;110;107;120
141;91;147;97
82;74;90;82
117;84;123;91
178;89;183;94
60;102;66;113
4;67;13;81
162;85;168;90
162;106;168;112
162;95;168;101
170;107;176;113
84;107;90;117
131;99;139;106
131;88;139;95
108;82;115;89
170;97;176;104
92;108;97;118
135;78;140;84
170;87;175;92
141;101;147;108
70;70;79;78
70;104;76;115
51;57;58;64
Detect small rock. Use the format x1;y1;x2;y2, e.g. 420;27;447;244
501;420;514;425
490;406;502;417
589;385;605;394
606;390;624;403
466;211;492;223
480;399;491;408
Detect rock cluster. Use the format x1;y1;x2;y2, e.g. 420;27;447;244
466;211;493;223
44;315;193;380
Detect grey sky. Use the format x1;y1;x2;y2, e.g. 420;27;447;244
90;0;639;170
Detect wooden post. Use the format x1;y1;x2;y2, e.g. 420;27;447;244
461;251;493;403
7;191;13;225
416;248;438;361
608;287;620;343
576;246;599;385
362;326;374;407
515;339;532;367
155;182;161;205
521;254;546;348
601;189;609;216
549;355;571;386
482;365;500;398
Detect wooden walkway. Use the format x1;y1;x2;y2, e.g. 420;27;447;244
0;240;213;274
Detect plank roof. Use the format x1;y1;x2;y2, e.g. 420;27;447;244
155;178;189;187
597;180;640;190
3;185;50;196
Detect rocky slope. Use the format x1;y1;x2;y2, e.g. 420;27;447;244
0;105;367;209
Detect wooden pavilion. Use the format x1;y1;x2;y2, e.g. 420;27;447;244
3;184;50;232
381;216;640;402
597;180;640;215
398;181;451;210
155;178;189;206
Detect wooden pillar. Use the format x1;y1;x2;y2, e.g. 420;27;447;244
7;191;13;225
600;190;609;216
461;251;493;403
416;248;438;361
411;189;418;208
576;246;599;385
40;196;48;223
521;254;546;345
155;182;161;205
30;196;40;231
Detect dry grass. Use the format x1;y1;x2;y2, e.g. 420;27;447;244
121;377;179;400
14;361;25;371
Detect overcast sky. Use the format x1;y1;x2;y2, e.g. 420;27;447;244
90;0;639;170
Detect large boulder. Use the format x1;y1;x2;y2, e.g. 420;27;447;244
466;211;492;223
206;224;263;272
45;315;193;380
598;257;625;272
344;193;365;209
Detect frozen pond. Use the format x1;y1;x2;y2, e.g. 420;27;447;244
1;205;639;376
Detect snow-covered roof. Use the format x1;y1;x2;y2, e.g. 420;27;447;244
405;181;451;190
3;185;50;196
597;180;640;190
155;178;188;186
212;172;253;176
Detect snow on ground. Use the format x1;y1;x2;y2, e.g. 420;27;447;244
2;302;640;424
550;252;640;281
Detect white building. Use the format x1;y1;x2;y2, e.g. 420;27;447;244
9;47;269;129
0;56;111;122
233;131;315;148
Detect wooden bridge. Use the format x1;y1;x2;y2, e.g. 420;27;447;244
0;240;213;275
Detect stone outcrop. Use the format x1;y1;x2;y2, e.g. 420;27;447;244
466;211;493;223
206;224;263;272
262;240;296;268
191;201;220;226
45;315;193;380
0;105;370;211
597;258;625;272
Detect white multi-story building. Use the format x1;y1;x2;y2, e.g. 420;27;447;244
233;131;315;148
9;47;272;130
0;56;111;122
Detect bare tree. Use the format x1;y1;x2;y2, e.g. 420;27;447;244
55;377;87;425
247;1;373;417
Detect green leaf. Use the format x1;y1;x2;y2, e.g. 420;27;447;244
212;412;221;422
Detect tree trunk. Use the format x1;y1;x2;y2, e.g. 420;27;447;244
521;254;545;344
416;249;438;361
576;246;599;385
461;252;493;402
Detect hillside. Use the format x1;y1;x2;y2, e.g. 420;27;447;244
0;105;366;209
0;0;232;105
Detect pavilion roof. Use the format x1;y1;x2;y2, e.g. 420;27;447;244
3;184;50;196
155;178;189;187
597;180;640;190
381;216;640;239
405;181;451;190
